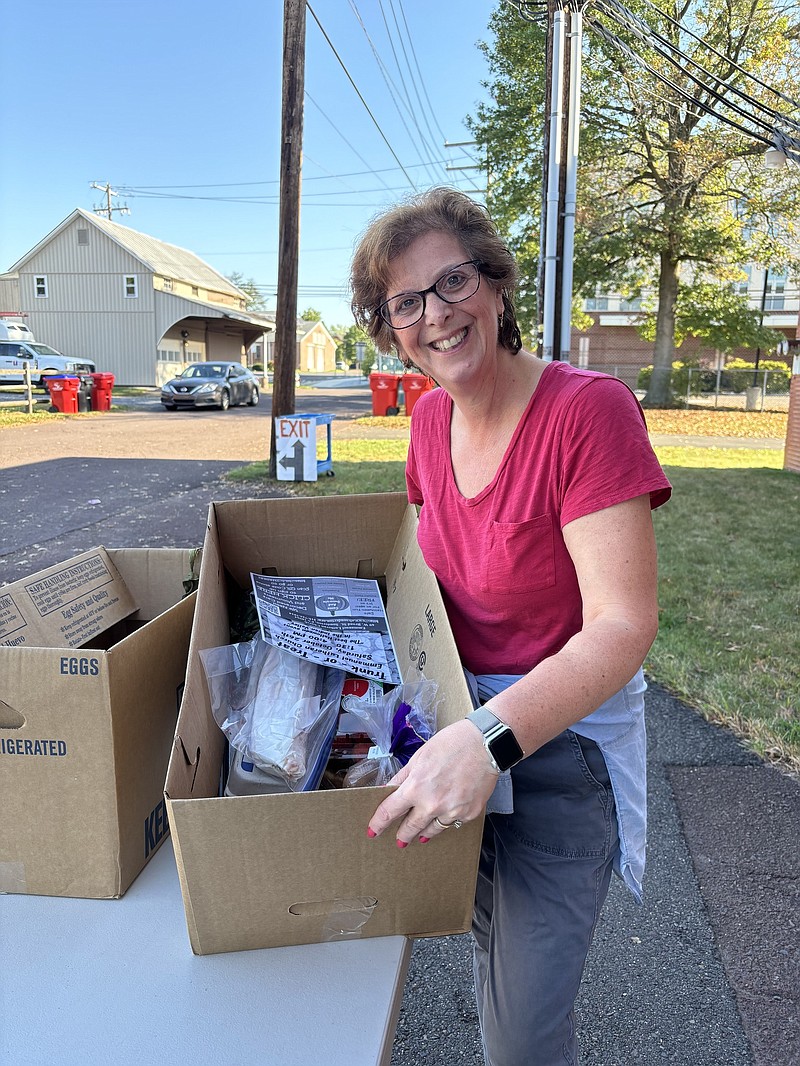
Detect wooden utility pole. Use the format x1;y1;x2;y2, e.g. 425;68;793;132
270;0;306;477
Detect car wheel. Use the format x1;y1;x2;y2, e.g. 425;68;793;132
248;386;259;406
38;372;58;391
219;389;230;411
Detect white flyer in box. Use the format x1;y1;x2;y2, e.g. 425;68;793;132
250;574;402;685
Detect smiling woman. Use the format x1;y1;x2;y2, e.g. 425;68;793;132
350;186;672;1066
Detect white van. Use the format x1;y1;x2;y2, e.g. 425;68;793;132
0;340;97;388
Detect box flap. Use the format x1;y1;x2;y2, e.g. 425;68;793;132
0;547;137;649
107;547;201;619
215;494;409;588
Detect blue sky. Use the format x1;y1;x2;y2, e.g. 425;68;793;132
2;0;499;328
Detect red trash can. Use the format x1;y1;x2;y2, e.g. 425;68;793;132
47;376;80;414
89;372;115;412
402;373;434;415
368;372;401;416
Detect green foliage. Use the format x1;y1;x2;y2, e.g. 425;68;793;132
638;358;792;396
300;307;322;322
335;324;378;374
468;0;800;404
637;283;783;353
226;272;269;312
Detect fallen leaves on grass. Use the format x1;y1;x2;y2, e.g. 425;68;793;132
643;409;787;439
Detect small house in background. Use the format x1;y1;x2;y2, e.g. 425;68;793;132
0;209;272;386
249;317;338;374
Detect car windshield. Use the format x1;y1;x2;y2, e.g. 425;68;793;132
28;344;62;357
181;364;225;379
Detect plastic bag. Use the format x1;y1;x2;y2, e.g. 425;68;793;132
343;680;439;788
200;635;344;792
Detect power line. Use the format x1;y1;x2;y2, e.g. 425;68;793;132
349;0;443;185
305;1;419;188
593;0;800;143
305;91;397;192
379;0;445;176
395;0;450;145
637;0;800;114
585;10;800;160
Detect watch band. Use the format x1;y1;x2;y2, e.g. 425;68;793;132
466;707;525;773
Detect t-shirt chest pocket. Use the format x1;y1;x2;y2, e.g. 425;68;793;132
480;513;557;595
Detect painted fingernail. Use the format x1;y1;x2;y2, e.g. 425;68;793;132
419;836;430;844
367;828;377;838
396;840;408;849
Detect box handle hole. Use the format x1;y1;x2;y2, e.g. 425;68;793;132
0;700;25;729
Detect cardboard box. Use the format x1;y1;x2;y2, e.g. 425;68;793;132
165;494;484;955
0;548;198;898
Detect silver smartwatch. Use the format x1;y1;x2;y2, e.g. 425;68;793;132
466;707;525;773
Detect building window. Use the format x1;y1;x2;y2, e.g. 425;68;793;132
765;271;786;311
124;275;138;298
162;278;173;292
77;228;89;246
191;286;199;296
732;264;752;299
619;295;642;311
584;288;608;311
34;276;48;298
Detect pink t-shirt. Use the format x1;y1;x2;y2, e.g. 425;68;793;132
405;362;672;674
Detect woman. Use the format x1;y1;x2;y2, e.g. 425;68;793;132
350;187;671;1066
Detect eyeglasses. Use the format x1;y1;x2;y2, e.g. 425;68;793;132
375;260;482;329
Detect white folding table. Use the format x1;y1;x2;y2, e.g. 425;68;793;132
0;839;411;1066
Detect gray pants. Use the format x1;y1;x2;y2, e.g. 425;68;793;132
473;730;619;1066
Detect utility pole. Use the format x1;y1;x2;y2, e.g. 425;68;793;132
539;0;583;362
270;0;306;478
90;182;130;219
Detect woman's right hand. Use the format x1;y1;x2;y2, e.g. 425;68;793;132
366;718;499;847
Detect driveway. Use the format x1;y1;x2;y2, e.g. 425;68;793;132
0;385;377;585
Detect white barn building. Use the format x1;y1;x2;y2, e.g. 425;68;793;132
0;209;272;386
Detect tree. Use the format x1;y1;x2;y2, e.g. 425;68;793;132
334;324;378;371
226;272;270;312
469;0;800;405
300;307;322;321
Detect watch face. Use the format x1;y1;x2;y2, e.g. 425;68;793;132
489;729;524;771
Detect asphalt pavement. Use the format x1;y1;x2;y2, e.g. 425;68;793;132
1;380;797;1065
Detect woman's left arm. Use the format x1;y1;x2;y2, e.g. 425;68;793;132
367;494;660;845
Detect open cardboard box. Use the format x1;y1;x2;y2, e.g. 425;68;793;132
165;494;484;955
0;547;198;898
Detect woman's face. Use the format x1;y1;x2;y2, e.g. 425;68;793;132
384;231;504;387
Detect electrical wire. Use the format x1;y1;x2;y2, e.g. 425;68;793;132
349;0;443;184
304;92;397;192
305;1;419;188
381;0;445;172
637;0;800;113
585;12;800;161
395;0;450;145
595;0;800;137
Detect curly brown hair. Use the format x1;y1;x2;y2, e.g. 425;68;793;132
350;187;522;357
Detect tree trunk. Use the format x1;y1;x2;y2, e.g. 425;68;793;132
643;250;679;407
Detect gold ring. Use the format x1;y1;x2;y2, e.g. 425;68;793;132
435;817;463;831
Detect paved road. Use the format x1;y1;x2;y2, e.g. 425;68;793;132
1;387;797;1065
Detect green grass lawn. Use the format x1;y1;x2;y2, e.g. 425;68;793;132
649;460;799;771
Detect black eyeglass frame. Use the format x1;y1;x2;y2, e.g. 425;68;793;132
374;260;483;330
